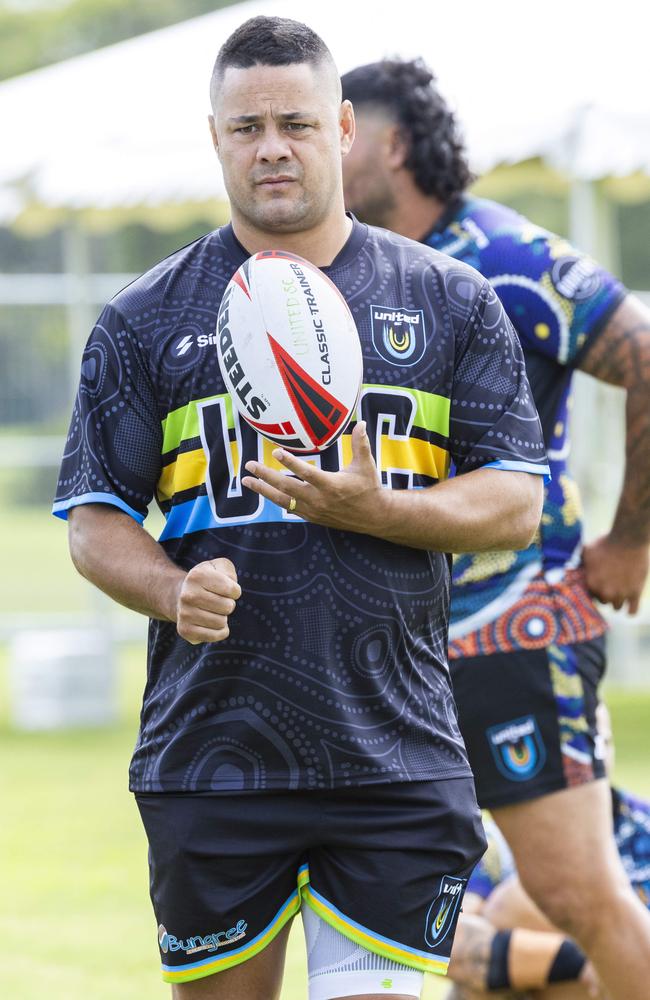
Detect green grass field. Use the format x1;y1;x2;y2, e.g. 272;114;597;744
1;506;649;999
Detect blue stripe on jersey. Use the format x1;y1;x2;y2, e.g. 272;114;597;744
482;459;551;477
159;494;300;541
52;492;145;523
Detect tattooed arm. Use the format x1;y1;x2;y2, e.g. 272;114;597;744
578;295;650;614
447;913;600;996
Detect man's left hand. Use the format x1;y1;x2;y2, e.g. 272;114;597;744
241;421;385;533
582;533;650;614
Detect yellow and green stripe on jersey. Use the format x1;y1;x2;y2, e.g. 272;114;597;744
157;384;451;540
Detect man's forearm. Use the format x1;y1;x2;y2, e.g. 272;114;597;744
68;504;184;621
375;468;543;553
243;427;544;554
579;295;650;546
612;379;650;546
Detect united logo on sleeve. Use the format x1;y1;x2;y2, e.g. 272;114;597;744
424;874;465;948
370;304;426;366
487;714;546;781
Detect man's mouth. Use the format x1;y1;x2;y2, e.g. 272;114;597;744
256;176;297;187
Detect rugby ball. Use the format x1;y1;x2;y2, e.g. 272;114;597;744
216;250;363;454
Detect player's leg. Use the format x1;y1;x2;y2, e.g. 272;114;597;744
450;637;650;1000
493;779;650;1000
171;919;293;1000
302;778;487;1000
302;904;423;999
482;878;603;999
483;875;554;934
135;791;308;998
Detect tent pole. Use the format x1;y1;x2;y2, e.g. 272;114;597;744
62;220;94;398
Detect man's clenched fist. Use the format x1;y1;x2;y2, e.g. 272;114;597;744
175;557;241;644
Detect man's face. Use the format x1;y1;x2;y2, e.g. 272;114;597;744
342;108;397;228
211;61;352;236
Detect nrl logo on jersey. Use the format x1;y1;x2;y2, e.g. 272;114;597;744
424;875;465;948
370;303;426;367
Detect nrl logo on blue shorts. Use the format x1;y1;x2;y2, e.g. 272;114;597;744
424;874;465;948
487;715;546;781
370;304;426;366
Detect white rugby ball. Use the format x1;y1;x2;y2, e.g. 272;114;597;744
216;250;363;454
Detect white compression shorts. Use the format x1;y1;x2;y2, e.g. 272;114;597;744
302;905;424;999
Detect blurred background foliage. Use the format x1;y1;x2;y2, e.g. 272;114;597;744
0;0;235;80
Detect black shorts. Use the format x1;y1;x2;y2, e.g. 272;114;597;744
136;778;486;985
449;637;606;809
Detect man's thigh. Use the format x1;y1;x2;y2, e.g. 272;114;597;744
491;779;623;913
449;638;606;810
171;920;293;1000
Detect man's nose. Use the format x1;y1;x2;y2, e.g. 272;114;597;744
256;126;292;162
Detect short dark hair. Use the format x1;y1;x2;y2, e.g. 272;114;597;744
211;16;338;107
341;58;474;201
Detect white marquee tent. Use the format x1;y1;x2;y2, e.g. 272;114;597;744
1;0;650;223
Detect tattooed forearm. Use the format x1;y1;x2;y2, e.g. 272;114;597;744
448;914;494;990
578;295;650;545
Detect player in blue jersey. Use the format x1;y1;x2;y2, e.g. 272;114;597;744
447;704;650;999
54;20;547;1000
341;57;650;1000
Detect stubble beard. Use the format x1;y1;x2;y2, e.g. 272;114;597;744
233;179;322;235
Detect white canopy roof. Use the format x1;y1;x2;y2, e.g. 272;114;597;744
1;0;649;220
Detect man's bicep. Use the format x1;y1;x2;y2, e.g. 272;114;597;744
577;294;650;389
68;502;145;561
463;467;543;508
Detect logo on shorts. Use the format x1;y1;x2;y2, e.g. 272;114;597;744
424;875;465;948
487;715;546;781
370;304;426;366
157;919;247;955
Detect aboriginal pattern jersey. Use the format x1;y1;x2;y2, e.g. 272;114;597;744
53;218;548;794
425;196;626;657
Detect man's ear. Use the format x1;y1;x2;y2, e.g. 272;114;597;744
386;124;408;170
340;99;355;156
208;114;219;155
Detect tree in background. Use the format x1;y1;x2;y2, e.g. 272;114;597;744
0;0;236;81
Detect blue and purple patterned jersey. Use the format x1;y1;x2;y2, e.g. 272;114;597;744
425;196;626;657
53;219;547;793
613;788;650;908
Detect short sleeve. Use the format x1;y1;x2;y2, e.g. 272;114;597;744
52;305;162;522
450;280;549;477
487;232;626;368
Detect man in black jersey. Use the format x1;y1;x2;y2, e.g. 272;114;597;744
340;57;650;1000
54;18;547;1000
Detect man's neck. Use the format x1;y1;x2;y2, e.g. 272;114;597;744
384;180;448;242
231;211;353;268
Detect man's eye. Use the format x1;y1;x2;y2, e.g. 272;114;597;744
285;122;309;132
236;124;258;134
